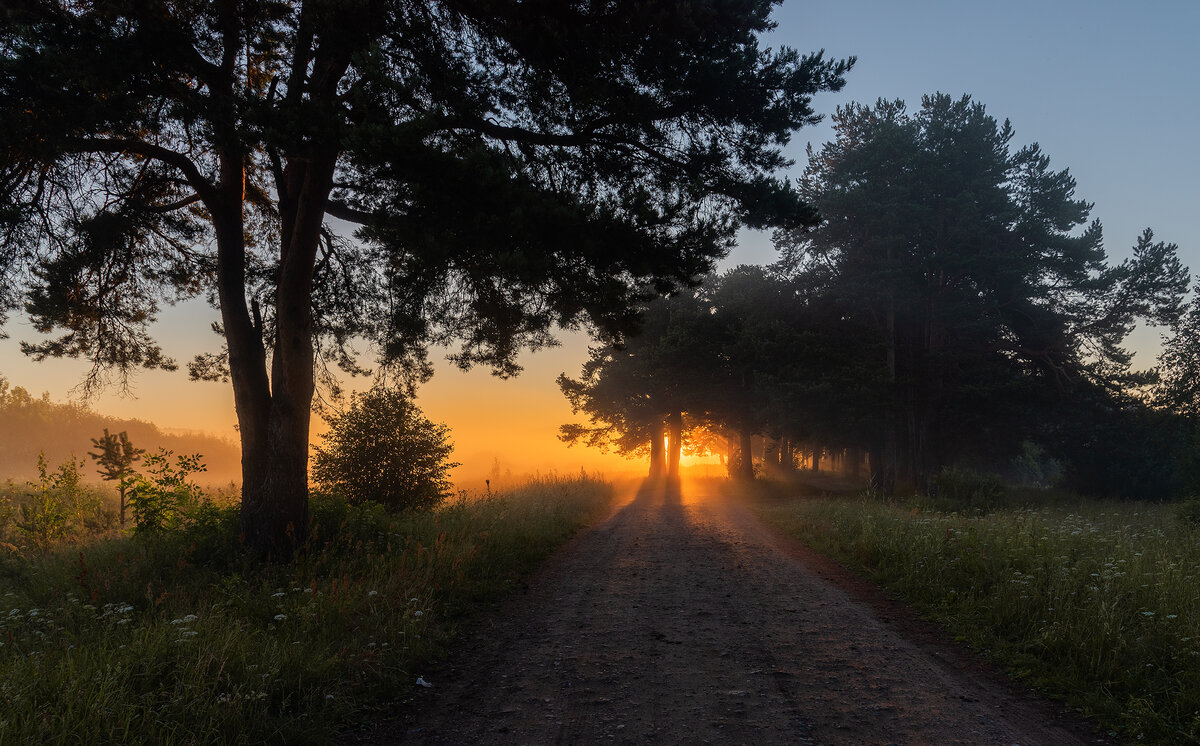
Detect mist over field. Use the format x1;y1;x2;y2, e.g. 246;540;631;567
0;377;241;486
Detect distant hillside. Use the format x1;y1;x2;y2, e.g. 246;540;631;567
0;377;240;486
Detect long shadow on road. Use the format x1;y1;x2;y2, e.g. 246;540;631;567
364;477;1091;745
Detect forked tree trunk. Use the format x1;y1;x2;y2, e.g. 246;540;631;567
667;410;683;478
215;148;332;558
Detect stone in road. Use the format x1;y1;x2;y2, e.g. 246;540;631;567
378;479;1092;745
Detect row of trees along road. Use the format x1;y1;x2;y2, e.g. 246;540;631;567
561;95;1192;495
0;1;852;556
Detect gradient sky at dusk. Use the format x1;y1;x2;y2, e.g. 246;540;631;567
1;1;1196;485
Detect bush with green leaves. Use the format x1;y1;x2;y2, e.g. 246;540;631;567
1175;496;1200;527
926;466;1005;514
127;450;208;533
13;453;108;547
312;388;458;510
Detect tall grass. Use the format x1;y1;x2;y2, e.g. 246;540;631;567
754;494;1200;744
0;474;613;744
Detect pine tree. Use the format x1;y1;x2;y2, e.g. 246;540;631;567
1;1;851;554
88;429;145;528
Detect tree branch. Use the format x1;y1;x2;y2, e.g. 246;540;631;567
66;138;216;202
150;193;204;213
325;200;376;226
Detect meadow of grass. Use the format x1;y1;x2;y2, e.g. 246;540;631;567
753;490;1200;743
0;474;614;744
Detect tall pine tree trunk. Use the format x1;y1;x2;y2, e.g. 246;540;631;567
880;243;900;495
649;421;667;478
667;410;683;478
738;427;754;480
216;150;333;558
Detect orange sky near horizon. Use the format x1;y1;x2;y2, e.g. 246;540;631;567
0;299;726;488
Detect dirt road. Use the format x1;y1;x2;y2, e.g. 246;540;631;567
375;479;1098;744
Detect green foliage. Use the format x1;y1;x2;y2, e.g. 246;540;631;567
1;1;851;551
757;494;1200;744
0;476;612;744
126;450;208;534
1174;497;1200;528
311;389;457;511
12;452;108;548
560;267;882;479
1053;393;1198;500
1157;291;1200;418
89;428;144;527
1010;441;1063;488
931;467;1005;513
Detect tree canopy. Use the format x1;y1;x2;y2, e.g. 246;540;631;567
0;1;851;553
775;94;1188;491
561;95;1191;495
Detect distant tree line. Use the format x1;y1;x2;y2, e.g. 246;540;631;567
0;376;240;485
561;95;1198;499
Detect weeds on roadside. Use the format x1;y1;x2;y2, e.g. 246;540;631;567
0;473;613;744
755;494;1200;743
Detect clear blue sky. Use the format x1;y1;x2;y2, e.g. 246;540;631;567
1;1;1196;457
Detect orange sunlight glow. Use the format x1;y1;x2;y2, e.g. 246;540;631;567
1;304;720;490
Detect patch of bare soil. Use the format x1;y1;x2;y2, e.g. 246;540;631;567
359;479;1106;745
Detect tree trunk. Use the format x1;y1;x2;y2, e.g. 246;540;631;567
881;242;899;495
216;147;333;558
738;427;754;480
649;421;667;478
667;410;683;478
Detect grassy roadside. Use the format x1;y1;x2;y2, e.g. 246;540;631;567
751;490;1200;744
0;474;614;744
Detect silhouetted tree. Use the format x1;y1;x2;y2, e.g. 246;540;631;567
312;387;456;510
559;295;697;477
561;267;880;481
1157;291;1200;418
1;1;852;554
778;94;1188;492
88;429;144;527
